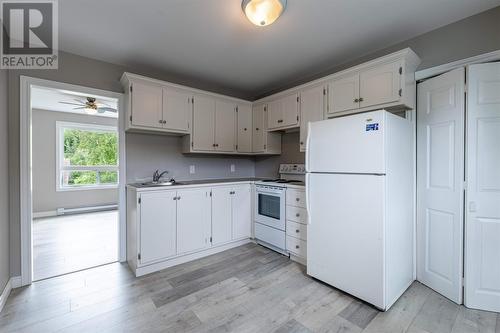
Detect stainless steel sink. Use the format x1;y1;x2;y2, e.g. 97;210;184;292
140;181;182;187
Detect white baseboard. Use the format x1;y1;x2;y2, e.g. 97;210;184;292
33;211;58;219
10;276;22;289
134;239;252;277
0;278;13;313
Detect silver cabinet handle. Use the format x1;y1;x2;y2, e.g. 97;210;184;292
296;213;300;217
354;98;359;103
177;196;181;200
158;120;163;124
255;127;260;131
295;245;299;249
359;97;364;102
296;198;300;202
163;120;167;124
295;229;300;233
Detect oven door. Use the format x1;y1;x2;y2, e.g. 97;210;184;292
255;187;285;231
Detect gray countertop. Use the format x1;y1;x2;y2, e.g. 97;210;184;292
127;177;267;189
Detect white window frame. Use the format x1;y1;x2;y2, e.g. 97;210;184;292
56;121;119;191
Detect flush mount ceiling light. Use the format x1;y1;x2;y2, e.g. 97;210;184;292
241;0;287;27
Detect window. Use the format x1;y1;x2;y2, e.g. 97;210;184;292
57;122;118;190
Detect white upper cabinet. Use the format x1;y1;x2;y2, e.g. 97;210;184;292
267;93;299;130
252;104;282;154
300;85;325;152
237;104;253;153
328;74;359;114
192;94;216;151
359;60;402;109
162;87;191;133
214;99;236;152
252;104;265;153
139;191;177;264
130;80;163;129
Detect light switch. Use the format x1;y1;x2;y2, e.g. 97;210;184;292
230;164;235;173
189;165;195;174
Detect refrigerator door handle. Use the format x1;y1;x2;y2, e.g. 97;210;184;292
306;173;311;224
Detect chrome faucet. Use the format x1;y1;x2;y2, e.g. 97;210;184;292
152;170;169;183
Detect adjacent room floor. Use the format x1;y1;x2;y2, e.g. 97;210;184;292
2;243;498;332
32;210;119;281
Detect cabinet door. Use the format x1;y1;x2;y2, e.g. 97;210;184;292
192;94;215;151
162;87;191;132
300;85;325;151
215;99;236;152
232;184;252;240
359;61;401;108
177;188;211;254
328;74;359;114
252;104;265;152
237;104;253;153
211;187;233;245
281;93;299;127
139;191;177;264
131;80;163;128
267;99;282;130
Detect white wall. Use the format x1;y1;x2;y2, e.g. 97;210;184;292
32;109;119;213
0;69;9;291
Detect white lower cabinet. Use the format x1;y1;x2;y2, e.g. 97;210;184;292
211;187;233;245
127;183;252;277
139;191;177;264
212;184;252;244
286;188;308;262
176;188;211;254
232;185;252;240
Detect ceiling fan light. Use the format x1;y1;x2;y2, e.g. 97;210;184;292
242;0;286;26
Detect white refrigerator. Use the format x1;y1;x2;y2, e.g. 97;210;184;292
305;110;414;310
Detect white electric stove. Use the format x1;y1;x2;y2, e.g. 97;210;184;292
254;164;305;254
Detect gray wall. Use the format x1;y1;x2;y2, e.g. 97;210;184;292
257;6;500;99
255;132;305;178
126;134;255;183
0;70;10;291
32;109;119;213
7;6;500;277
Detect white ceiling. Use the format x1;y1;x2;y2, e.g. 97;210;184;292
58;0;500;99
31;86;118;118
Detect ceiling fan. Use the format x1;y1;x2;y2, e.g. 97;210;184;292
59;96;117;114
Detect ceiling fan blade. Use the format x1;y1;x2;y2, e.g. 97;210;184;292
59;101;85;106
97;107;117;113
73;107;87;110
74;98;88;104
97;101;112;107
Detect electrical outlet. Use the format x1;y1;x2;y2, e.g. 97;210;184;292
230;164;235;173
189;165;196;174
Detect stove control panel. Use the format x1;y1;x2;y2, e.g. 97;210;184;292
279;164;305;174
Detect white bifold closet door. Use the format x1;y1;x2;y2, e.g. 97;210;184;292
465;63;500;312
416;68;465;304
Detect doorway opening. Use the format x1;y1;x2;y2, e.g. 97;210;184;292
20;77;125;283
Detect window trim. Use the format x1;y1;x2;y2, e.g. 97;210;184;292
56;121;119;191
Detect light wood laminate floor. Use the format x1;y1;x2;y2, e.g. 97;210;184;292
2;243;498;332
33;211;119;281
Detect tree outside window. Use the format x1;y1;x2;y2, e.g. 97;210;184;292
57;122;118;190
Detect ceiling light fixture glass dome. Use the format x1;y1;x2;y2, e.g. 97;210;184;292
241;0;287;27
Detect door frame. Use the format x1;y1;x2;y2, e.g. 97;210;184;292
19;76;126;286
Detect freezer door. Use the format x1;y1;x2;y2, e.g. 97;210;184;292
306;172;386;309
306;110;386;174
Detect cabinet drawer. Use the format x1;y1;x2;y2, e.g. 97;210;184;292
287;236;307;258
286;205;307;224
286;220;307;241
286;190;306;208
